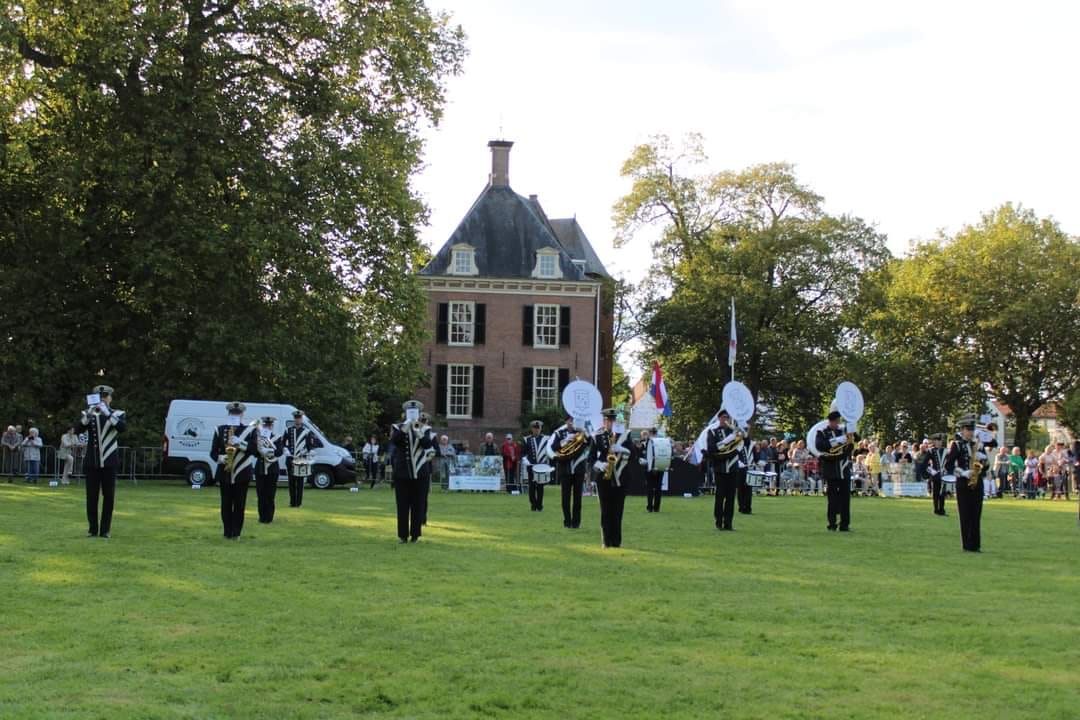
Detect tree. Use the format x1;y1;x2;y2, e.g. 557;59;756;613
868;204;1080;451
613;135;890;438
0;1;465;445
1058;387;1080;440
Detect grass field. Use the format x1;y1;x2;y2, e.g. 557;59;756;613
1;481;1078;719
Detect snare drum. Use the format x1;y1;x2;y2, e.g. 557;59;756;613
532;463;554;485
647;437;673;472
292;457;312;478
942;474;957;494
747;470;767;488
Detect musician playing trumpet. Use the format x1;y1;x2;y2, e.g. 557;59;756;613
815;409;859;532
944;415;985;552
254;416;284;524
589;410;635;548
390;401;437;543
551;415;592;530
707;410;743;531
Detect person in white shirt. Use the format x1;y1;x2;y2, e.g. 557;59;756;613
362;435;380;488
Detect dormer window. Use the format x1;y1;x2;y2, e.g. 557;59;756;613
532;248;562;279
449;243;479;276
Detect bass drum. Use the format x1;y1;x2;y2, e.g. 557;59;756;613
647;437;673;472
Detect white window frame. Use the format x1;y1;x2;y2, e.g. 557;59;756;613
448;301;474;347
447;363;473;419
531;248;563;279
449;244;479;276
533;304;559;349
532;366;558;409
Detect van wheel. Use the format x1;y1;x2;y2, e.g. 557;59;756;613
311;466;334;489
185;462;213;487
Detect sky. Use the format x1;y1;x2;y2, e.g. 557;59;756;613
412;0;1080;378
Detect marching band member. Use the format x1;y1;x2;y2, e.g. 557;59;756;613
390;401;437;543
640;428;664;513
419;412;434;525
815;410;859;532
589;410;635;548
944;415;985;552
77;385;126;538
211;402;259;540
282;409;322;508
736;432;754;515
523;420;546;512
706;410;741;531
926;433;948;516
254;416;284;524
551;415;592;529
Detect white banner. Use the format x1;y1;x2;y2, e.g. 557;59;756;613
881;481;929;497
448;455;502;492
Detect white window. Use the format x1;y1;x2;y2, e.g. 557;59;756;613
449;244;478;276
448;364;473;418
539;253;557;278
533;367;558;409
534;304;558;348
449;301;474;346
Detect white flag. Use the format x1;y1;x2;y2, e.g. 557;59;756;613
728;298;737;368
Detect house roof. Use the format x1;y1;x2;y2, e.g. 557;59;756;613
420;185;584;280
420;140;610;281
992;401;1058;419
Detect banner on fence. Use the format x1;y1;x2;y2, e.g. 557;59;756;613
448;454;502;491
881;482;928;497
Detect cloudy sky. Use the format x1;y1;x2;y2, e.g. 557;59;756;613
414;0;1080;284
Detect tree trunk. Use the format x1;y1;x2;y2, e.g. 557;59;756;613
1012;407;1033;454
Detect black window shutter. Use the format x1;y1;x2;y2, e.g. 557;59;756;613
472;366;485;418
474;304;486;345
522;305;534;346
436;303;449;344
559;306;571;346
522;367;534;410
558;368;570;395
435;365;448;416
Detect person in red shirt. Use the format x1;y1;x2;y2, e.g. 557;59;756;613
501;434;521;493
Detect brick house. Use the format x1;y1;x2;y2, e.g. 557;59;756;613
415;140;614;445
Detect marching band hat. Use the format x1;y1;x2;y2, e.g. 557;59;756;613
530;420;543;430
930;432;946;441
718;409;731;418
402;400;424;413
601;408;617;419
827;410;843;421
291;409;305;418
955;414;977;429
93;385;114;396
226;401;246;414
260;415;275;425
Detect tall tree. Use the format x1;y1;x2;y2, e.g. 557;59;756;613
613;135;890;438
0;1;465;444
872;204;1080;451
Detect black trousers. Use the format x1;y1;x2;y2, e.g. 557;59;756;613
219;478;250;538
364;457;378;486
288;471;304;507
255;473;277;523
596;478;626;547
558;463;584;528
825;478;851;530
737;469;753;513
85;466;117;536
714;472;737;529
931;476;946;514
956;480;983;551
527;468;545;510
645;471;663;512
394;474;424;540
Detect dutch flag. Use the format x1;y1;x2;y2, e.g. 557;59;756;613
652;361;673;417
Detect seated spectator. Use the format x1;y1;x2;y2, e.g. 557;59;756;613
59;426;81;485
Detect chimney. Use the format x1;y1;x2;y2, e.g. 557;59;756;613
488;140;513;187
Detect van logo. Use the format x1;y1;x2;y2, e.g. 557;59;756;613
176;417;207;447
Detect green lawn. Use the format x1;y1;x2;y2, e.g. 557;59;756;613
1;482;1077;719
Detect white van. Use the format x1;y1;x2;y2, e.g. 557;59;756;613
163;400;356;488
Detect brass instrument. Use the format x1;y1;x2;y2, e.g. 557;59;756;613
968;440;983;489
604;431;617;482
223;426;237;473
714;425;745;455
552;429;588;460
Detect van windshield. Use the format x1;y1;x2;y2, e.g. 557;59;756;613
305;419;327;440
